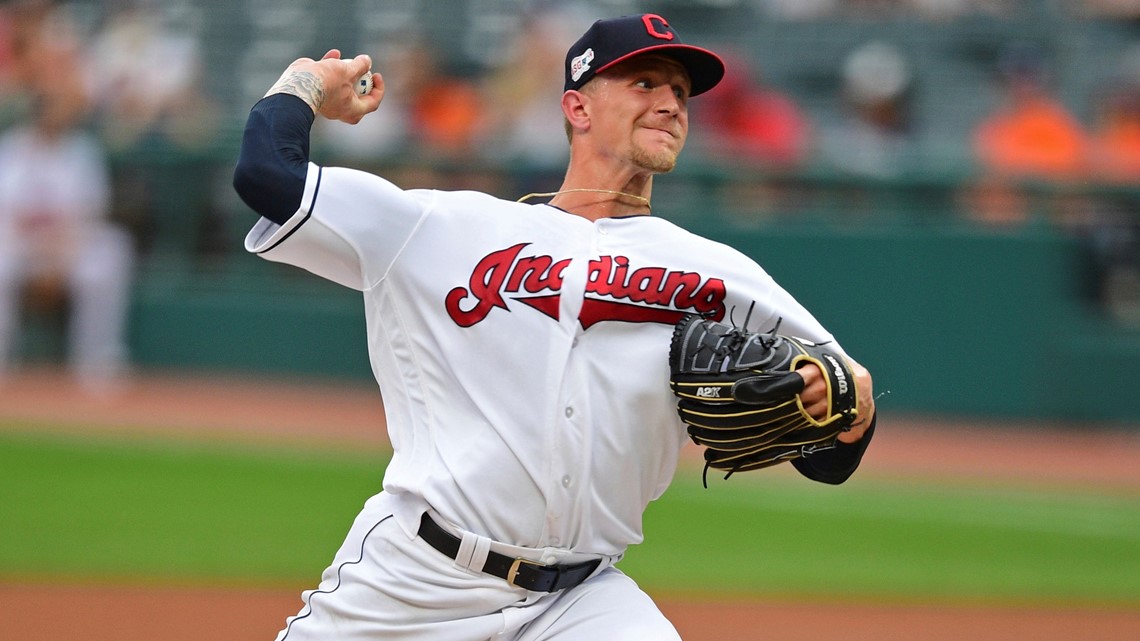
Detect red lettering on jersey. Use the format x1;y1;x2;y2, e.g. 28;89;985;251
447;245;727;328
625;267;667;305
446;243;530;327
505;254;570;294
587;255;629;297
670;271;725;314
642;14;674;41
579;298;689;329
586;256;725;320
516;294;561;320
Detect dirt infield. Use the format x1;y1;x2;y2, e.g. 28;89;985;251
3;367;1139;641
3;583;1140;641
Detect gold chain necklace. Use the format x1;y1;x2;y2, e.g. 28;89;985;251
516;188;651;210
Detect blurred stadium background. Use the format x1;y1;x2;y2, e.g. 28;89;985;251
2;2;1140;639
2;0;1137;424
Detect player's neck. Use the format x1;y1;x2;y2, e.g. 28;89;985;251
543;171;654;221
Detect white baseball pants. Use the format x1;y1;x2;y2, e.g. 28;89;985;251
274;492;681;641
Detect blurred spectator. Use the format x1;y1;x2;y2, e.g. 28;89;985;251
1091;46;1140;182
85;1;218;150
965;46;1092;226
819;40;916;178
405;45;483;159
692;51;812;169
320;38;502;194
0;74;135;391
1091;86;1140;180
83;2;222;263
0;4;17;109
327;41;484;162
972;47;1090;180
481;6;586;170
1085;46;1140;324
684;51;814;225
0;0;84;123
315;39;418;161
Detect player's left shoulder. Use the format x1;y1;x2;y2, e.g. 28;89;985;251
649;218;758;263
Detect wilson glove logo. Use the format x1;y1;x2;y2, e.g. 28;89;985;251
823;354;849;395
695;387;722;398
446;243;727;329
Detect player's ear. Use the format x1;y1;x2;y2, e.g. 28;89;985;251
562;90;590;135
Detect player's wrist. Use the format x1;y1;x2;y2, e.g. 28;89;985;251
264;70;325;114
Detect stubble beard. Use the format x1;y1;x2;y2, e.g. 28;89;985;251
631;146;679;174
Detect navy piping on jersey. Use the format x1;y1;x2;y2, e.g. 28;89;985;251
279;514;392;639
256;166;321;255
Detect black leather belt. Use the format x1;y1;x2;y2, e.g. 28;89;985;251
417;513;601;592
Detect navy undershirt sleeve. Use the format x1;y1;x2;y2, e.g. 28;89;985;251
232;93;316;226
791;415;877;485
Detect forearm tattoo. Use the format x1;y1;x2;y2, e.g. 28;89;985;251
266;70;325;112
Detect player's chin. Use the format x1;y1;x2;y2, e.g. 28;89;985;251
632;147;680;173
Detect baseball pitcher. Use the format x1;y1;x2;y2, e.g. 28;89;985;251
232;13;876;641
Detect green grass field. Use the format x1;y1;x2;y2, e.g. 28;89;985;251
3;424;1139;606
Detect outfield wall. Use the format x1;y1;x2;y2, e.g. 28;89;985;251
123;224;1139;424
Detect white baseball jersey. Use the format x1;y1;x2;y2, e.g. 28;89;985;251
0;126;111;258
246;162;841;558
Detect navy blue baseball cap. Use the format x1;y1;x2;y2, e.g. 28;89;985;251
564;14;725;97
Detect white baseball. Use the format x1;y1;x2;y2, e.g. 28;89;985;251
356;71;374;96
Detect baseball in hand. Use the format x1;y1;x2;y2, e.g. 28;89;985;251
356;71;374;96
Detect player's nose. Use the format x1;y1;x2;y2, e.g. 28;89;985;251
653;88;682;115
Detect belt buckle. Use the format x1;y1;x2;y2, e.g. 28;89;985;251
506;557;546;588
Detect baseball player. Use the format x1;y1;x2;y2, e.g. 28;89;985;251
0;82;134;389
233;13;876;641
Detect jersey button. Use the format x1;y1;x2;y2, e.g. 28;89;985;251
561;475;572;488
564;406;574;418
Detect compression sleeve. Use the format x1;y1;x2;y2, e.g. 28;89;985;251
791;415;877;485
232;93;316;225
